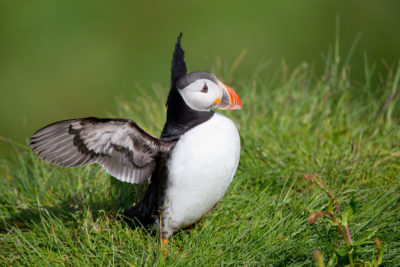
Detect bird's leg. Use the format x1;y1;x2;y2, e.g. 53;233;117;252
159;214;169;255
161;238;168;255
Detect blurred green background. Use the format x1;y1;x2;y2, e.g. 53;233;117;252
1;0;400;156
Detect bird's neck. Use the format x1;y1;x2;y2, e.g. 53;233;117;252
160;88;213;141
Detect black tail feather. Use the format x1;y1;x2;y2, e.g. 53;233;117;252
119;180;160;228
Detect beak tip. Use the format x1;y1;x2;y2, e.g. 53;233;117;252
218;81;242;110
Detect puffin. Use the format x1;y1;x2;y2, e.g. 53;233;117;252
29;33;242;240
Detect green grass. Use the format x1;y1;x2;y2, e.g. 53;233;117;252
1;54;400;266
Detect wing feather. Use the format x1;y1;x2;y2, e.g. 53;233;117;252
30;117;175;184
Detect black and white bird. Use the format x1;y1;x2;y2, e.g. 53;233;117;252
30;33;242;239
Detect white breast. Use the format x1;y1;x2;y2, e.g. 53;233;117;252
162;113;240;237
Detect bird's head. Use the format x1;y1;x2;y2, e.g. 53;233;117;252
169;33;242;112
176;71;241;111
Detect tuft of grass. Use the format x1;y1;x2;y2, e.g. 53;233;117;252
1;53;400;265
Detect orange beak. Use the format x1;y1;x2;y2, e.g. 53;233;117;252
216;81;242;110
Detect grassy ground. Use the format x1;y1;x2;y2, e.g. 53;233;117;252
1;53;400;265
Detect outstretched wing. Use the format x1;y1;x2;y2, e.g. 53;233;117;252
30;117;175;184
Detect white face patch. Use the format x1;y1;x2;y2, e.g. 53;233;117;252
178;79;221;111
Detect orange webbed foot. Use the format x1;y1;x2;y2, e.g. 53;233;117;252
161;238;168;255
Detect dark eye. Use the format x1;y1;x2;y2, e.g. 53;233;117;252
201;83;208;93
